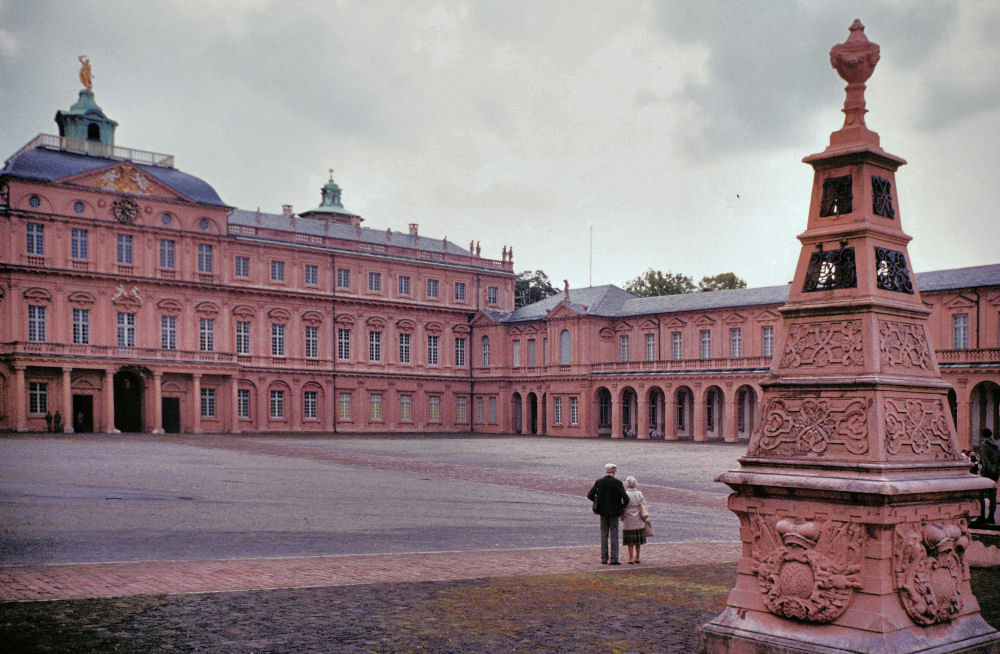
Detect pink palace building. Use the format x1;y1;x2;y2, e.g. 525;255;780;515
2;77;999;450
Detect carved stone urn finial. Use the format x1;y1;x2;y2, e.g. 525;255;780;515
829;20;880;131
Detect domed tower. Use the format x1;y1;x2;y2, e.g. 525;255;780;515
298;170;363;226
54;57;118;152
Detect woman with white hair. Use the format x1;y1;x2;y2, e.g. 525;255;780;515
621;475;648;564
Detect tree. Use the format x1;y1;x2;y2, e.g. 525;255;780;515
698;272;748;292
515;269;559;308
624;269;696;297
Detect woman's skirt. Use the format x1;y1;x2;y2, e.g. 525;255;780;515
623;528;646;546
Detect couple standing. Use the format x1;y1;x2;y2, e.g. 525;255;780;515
587;463;648;565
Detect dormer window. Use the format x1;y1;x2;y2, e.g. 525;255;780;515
87;124;101;141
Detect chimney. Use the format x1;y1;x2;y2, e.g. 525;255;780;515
409;223;418;235
282;204;293;216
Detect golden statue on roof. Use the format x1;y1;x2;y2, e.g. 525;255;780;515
78;55;92;91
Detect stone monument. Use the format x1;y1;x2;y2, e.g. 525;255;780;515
700;20;1000;654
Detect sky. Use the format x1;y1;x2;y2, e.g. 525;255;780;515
2;1;998;290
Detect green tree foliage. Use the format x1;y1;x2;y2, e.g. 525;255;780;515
697;272;748;292
515;269;559;308
624;269;696;297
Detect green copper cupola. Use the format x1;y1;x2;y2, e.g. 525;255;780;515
299;169;363;225
54;57;118;150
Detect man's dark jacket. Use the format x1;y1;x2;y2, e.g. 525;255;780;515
587;475;629;518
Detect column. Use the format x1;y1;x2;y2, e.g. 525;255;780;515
610;388;619;438
192;373;201;434
664;391;678;440
724;392;737;442
224;376;234;434
637;393;649;439
104;369;118;433
151;371;163;434
692;390;705;442
61;367;73;433
231;377;242;435
13;366;27;432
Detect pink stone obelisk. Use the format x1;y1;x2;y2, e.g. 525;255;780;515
700;21;1000;654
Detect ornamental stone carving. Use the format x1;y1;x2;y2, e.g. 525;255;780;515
750;397;869;456
878;320;932;370
893;520;969;625
780;320;863;369
883;397;953;457
749;513;864;623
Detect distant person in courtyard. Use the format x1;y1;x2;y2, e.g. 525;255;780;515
979;428;999;524
621;476;648;564
53;411;62;433
587;463;629;565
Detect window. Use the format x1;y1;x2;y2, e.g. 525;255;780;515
29;382;47;414
560;330;571;364
455;337;466;367
427;279;439;298
512;340;521;368
338;392;352;420
456;396;468;423
236;321;250;355
303;390;318;419
117;312;136;347
554;397;563;425
400;394;413;421
489;396;497;423
271;323;286;357
368;271;381;292
427;335;439;365
235;255;249;278
428;395;441;422
481;336;491;366
160;240;175;269
569;397;579;425
117;234;133;264
337;268;350;288
237;389;250;418
201;388;216;418
700;329;712;360
707;390;716;431
454;282;466;301
270;390;285;419
619;335;630;362
162;315;177;350
72;308;90;344
476;396;484;423
369;330;382;362
305;326;319;359
370;393;383;421
26;223;44;255
338;328;351;360
645;334;655;361
953;314;970;350
527;339;536;366
270;260;285;281
398;275;411;295
28;305;46;342
672;332;682;360
487;286;498;304
730;328;742;358
197;243;213;273
398;333;411;363
71;228;88;260
198;318;214;351
304;264;318;286
762;326;774;357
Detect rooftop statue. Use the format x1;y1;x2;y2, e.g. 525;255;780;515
78;56;93;91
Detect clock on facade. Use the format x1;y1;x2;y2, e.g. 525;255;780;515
112;196;140;224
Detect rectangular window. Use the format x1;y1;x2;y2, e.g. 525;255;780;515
427;334;439;365
646;333;655;361
512;340;521;368
271;323;286;357
672;331;682;360
201;388;216;418
398;275;411;295
270;390;285;419
236;321;250;355
28;305;46;342
337;328;351;360
398;333;411;363
476;396;484;423
336;268;350;288
427;279;439;298
454;281;466;301
953;314;970;350
162;315;177;350
569;397;579;425
26;223;44;255
762;325;774;357
197;243;213;273
304;264;318;286
620;335;630;362
456;397;468;423
700;329;711;360
305;326;319;359
117;312;136;347
454;337;466;367
160;239;176;269
29;382;48;414
482;337;491;366
199;318;215;352
487;286;498;304
270;260;285;281
117;234;133;264
370;393;383;421
400;394;413;421
489;396;497;423
369;330;382;362
428;395;441;422
72;308;90;345
368;271;381;292
237;388;250;418
338;392;352;420
554;397;563;425
527;339;536;366
234;255;249;278
71;228;88;260
730;328;742;358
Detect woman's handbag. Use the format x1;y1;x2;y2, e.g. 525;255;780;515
639;503;649;521
643;520;654;537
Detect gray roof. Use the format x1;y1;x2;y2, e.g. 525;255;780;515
914;263;1000;292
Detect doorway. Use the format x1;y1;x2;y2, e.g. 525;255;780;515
72;395;94;433
114;370;144;432
162;397;181;433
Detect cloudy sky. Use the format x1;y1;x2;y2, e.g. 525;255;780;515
2;1;998;290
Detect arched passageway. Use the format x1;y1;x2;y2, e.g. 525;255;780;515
596;387;612;438
971;381;1000;446
647;387;665;438
512;392;523;434
114;369;144;432
735;385;758;440
675;386;693;439
704;385;725;440
621;387;638;438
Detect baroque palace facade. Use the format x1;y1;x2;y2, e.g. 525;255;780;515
2;79;999;450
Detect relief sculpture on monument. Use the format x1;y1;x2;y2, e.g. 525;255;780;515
878;319;934;370
883;397;954;458
750;397;869;456
779;319;864;369
893;520;970;626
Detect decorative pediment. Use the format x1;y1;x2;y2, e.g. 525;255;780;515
67;291;97;305
988;292;1000;307
508;325;524;335
157;298;184;313
452;324;471;335
943;294;977;309
723;312;747;325
23;287;52;302
111;285;143;307
70;374;98;390
664;316;687;328
335;313;356;326
302;311;324;326
424;321;444;334
268;307;291;321
522;325;539;335
62;162;185;200
614;320;633;333
694;314;717;326
162;381;185;393
598;326;616;339
395;318;416;332
232;304;256;319
195;301;220;315
470;311;498;327
639;318;659;331
754;309;781;322
545;302;581;320
366;316;387;329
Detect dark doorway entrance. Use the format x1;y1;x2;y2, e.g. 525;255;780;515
114;370;143;432
72;395;94;433
162;397;181;433
527;393;538;434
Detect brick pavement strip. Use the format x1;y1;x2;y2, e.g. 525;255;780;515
0;541;742;602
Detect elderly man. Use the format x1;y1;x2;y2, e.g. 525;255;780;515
587;463;630;565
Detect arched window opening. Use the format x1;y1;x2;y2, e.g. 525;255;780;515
481;335;490;367
560;329;571;364
87;124;101;142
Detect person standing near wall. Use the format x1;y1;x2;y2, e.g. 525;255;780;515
979;428;999;524
587;463;629;565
